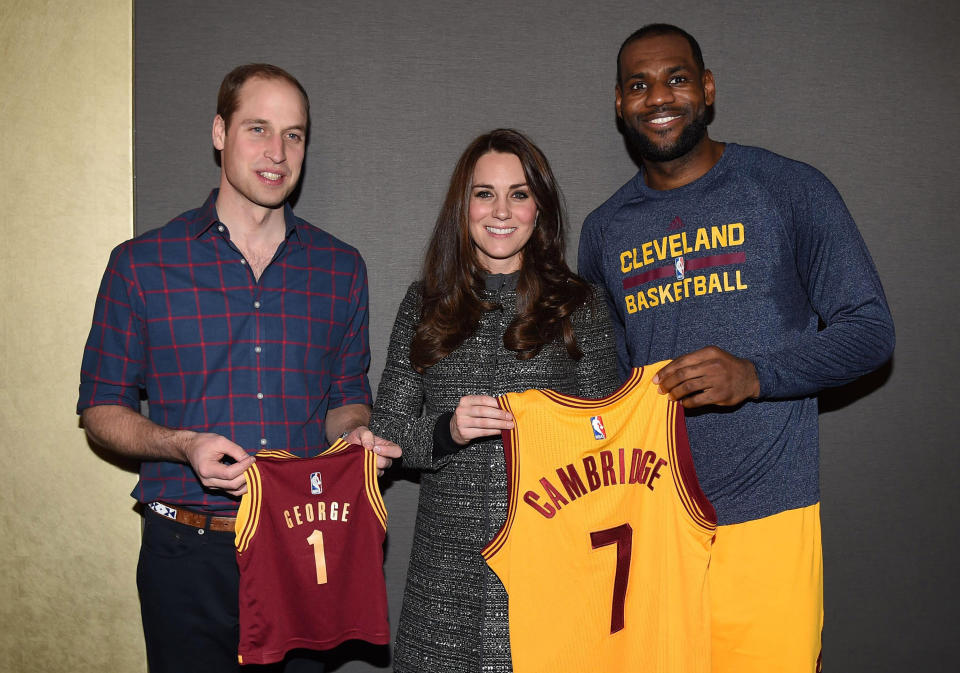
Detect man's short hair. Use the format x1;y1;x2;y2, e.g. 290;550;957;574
216;63;310;131
616;24;705;86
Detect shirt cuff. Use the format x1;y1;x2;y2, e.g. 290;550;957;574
750;355;774;399
432;412;462;462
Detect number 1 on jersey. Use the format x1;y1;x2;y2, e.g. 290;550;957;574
306;529;328;584
590;523;633;634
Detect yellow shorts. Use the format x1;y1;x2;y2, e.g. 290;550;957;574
710;503;823;673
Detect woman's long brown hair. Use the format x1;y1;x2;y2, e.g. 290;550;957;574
409;129;591;373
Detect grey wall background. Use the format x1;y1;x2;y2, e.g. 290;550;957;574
134;1;959;670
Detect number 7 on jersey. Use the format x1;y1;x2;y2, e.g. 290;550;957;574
590;523;633;634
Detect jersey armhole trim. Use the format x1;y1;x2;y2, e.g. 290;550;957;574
363;447;388;531
481;394;518;562
667;402;717;530
235;463;263;552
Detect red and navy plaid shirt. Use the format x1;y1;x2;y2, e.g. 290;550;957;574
78;190;372;513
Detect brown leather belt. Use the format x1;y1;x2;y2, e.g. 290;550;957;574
148;501;236;532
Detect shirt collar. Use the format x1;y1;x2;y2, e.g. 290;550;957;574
191;189;303;245
483;271;520;292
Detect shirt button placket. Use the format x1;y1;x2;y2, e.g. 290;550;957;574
254;292;264;449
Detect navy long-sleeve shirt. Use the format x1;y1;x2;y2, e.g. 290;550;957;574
579;144;894;524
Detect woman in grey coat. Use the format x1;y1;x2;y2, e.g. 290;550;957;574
364;129;619;673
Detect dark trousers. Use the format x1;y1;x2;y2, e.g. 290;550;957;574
137;508;325;673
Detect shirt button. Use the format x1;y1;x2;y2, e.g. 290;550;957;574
217;225;225;233
240;259;247;265
253;301;261;309
257;392;264;400
197;529;205;536
260;438;267;446
254;346;262;353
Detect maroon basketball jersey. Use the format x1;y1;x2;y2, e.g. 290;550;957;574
235;440;389;665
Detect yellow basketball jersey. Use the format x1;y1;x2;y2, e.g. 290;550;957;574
482;363;716;673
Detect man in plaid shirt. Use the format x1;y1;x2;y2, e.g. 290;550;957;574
78;64;400;672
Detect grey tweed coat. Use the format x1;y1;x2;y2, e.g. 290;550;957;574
370;276;619;673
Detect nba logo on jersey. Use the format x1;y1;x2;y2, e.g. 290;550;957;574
675;256;685;280
309;472;323;495
590;415;606;440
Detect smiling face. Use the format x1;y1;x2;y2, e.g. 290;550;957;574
212;76;308;212
616;32;715;163
467;151;538;274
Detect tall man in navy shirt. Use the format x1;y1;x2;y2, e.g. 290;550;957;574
78;64;400;672
579;25;894;672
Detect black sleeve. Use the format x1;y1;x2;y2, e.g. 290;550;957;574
432;411;463;461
